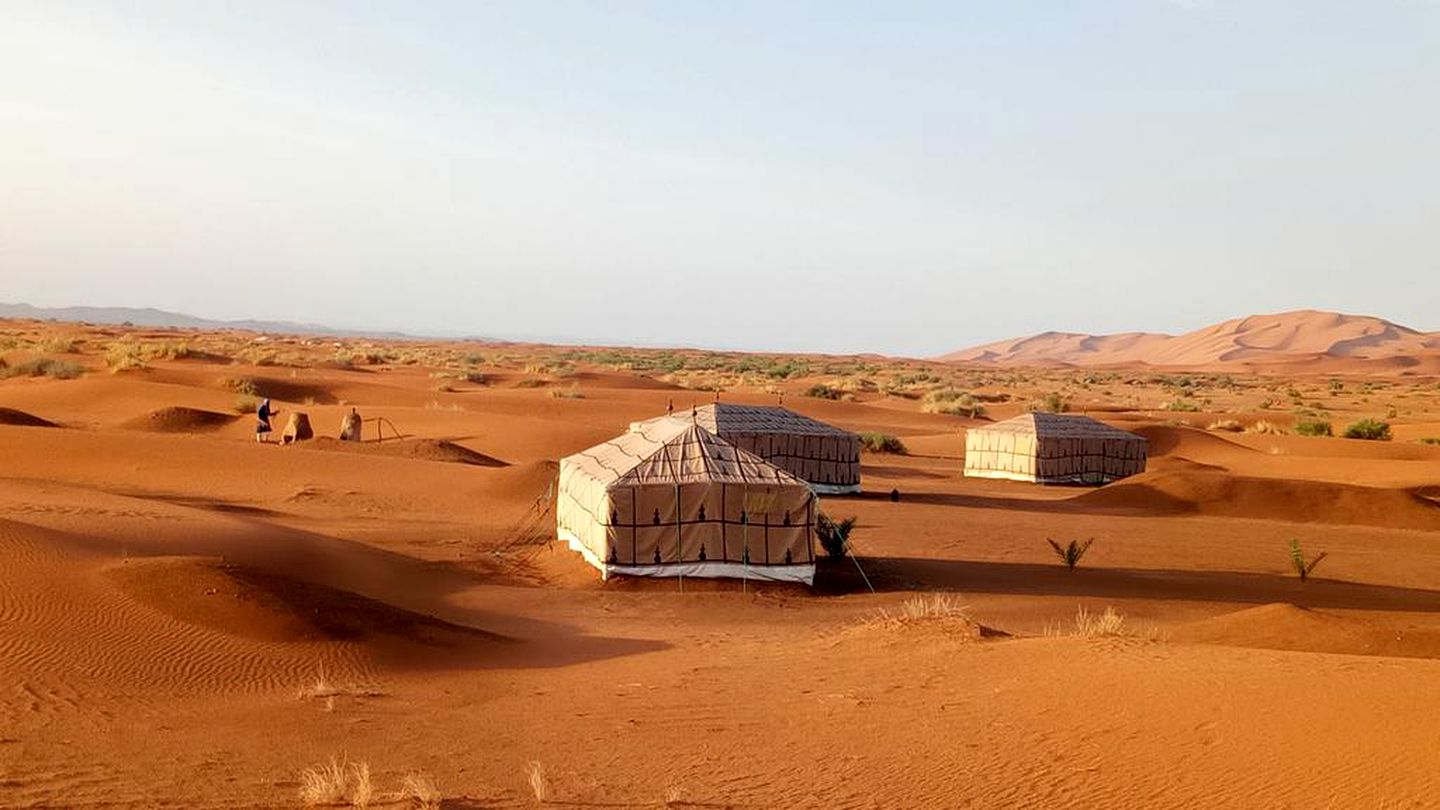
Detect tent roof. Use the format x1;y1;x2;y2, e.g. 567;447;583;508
639;403;857;438
970;413;1144;441
564;419;808;488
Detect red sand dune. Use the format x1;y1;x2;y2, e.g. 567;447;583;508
942;309;1440;371
1173;603;1440;659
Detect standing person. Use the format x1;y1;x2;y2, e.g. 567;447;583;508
256;398;278;443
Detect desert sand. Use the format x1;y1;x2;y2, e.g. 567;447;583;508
2;315;1439;808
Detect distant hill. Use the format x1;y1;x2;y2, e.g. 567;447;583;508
0;302;423;340
940;310;1440;373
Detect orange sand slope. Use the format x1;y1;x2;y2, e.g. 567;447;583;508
943;309;1440;372
2;318;1440;808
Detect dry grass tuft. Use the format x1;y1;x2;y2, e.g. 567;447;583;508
1049;606;1167;642
899;593;971;620
350;761;372;809
400;772;442;809
297;757;379;807
527;760;550;804
1246;419;1287;435
296;671;385;703
864;594;978;633
1073;605;1128;637
299;757;351;806
1207;419;1243;432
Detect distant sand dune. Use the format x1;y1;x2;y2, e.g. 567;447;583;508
941;309;1440;370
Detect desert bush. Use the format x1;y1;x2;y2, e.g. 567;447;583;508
1030;391;1070;413
146;341;194;360
233;395;262;414
105;341;148;372
1289;538;1327;582
1343;419;1391;441
1246;420;1286;435
815;513;857;558
38;337;79;353
219;376;260;396
1048;538;1093;572
1206;419;1243;432
0;358;85;380
804;383;843;400
922;388;986;418
1294;419;1332;437
1165;399;1200;412
550;386;584;399
1419;438;1440;446
859;432;907;454
514;377;547;388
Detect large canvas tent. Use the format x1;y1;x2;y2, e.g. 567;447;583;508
558;418;819;584
630;404;861;494
964;413;1147;485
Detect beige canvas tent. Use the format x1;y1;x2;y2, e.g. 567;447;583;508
964;413;1147;485
558;418;819;584
630;404;861;494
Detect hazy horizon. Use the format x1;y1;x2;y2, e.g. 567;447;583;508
3;2;1438;355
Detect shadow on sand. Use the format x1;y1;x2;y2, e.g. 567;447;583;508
819;556;1440;613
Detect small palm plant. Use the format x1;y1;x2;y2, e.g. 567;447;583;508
1290;539;1327;582
816;513;858;558
1048;538;1094;572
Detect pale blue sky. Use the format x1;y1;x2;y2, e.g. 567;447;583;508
2;1;1437;355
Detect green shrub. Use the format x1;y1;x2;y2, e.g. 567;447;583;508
1343;419;1391;441
1165;399;1200;412
1419;438;1440;446
233;395;261;414
1289;538;1326;582
1294;420;1333;437
0;358;84;380
859;432;907;454
1048;538;1093;572
815;513;857;558
804;383;843;400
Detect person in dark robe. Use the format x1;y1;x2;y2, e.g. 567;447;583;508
256;398;278;443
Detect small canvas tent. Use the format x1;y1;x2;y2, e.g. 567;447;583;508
558;418;818;584
963;413;1147;485
631;404;861;494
